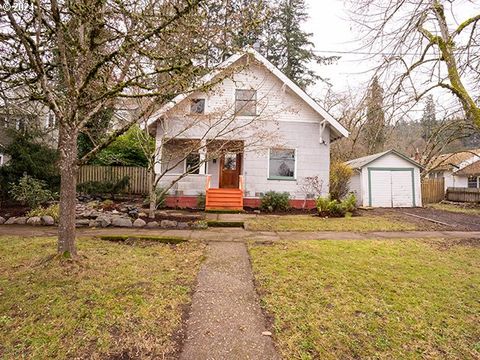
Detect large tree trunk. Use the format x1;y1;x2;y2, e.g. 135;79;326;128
57;124;79;257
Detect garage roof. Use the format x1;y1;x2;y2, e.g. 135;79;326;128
346;149;423;170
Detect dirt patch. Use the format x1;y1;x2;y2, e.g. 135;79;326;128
358;207;480;231
426;238;480;251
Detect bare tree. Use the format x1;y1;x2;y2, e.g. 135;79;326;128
348;0;480;126
0;0;261;256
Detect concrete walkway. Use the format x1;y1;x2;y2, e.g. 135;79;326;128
1;225;480;242
179;241;279;360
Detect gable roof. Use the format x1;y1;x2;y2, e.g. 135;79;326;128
146;47;349;140
345;149;423;170
455;160;480;176
429;148;480;171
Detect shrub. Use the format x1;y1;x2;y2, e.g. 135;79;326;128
316;193;357;218
144;187;168;209
197;193;206;210
26;203;60;222
9;175;56;208
330;162;353;200
77;176;130;199
260;191;290;212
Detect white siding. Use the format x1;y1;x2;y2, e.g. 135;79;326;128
443;171;468;190
348;171;362;205
154;60;332;199
358;153;422;207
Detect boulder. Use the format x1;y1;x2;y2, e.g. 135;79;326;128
26;216;42;226
76;219;90;227
95;215;112;228
0;216;5;225
4;217;16;225
41;215;55;226
161;219;178;228
111;217;133;228
14;217;27;225
177;222;189;229
133;218;146;228
146;221;159;228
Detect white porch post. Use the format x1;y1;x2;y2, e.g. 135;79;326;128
199;139;207;175
154;121;164;176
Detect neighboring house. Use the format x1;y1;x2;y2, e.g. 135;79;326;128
146;47;349;210
428;149;480;189
346;149;423;208
0;108;58;166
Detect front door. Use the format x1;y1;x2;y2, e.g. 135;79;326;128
220;152;242;188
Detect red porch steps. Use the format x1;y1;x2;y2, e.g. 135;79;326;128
205;188;243;211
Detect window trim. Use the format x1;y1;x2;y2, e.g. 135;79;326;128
184;153;202;175
467;176;479;188
235;89;257;116
190;98;206;115
267;148;297;181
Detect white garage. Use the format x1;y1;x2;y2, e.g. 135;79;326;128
346;150;423;208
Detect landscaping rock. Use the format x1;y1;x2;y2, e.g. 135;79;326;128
112;217;133;228
133;218;146;228
14;217;27;225
76;219;90;227
0;216;5;225
4;217;16;225
41;215;55;226
95;215;112;228
138;212;148;218
146;221;159;228
161;220;178;228
27;216;42;226
177;222;189;229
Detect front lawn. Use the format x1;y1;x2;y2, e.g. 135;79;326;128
245;215;417;232
249;238;480;359
0;236;204;359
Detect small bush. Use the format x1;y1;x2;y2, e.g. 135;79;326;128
197;193;206;210
330;162;353;200
77;176;130;199
9;175;56;208
26;203;60;222
316;194;357;218
260;191;290;212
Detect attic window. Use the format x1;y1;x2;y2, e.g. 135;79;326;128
190;99;205;114
235;89;256;116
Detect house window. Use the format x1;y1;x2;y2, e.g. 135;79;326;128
235;89;256;116
467;176;479;188
269;148;296;180
190;99;205;114
185;153;201;174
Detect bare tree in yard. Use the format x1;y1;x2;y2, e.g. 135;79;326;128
0;0;254;256
349;0;480;127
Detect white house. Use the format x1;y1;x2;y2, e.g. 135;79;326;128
428;149;480;189
146;47;349;210
346;149;423;208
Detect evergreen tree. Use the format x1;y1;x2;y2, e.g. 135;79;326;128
420;95;437;140
262;0;338;89
363;76;386;154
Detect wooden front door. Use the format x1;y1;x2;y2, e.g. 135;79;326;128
219;152;242;188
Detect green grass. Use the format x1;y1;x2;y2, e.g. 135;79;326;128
249;238;480;359
0;236;205;359
245;215;417;232
429;202;480;215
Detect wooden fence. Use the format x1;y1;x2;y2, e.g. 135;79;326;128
77;165;149;194
446;187;480;203
421;178;445;204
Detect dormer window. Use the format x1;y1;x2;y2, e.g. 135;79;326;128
235;89;256;116
191;99;205;114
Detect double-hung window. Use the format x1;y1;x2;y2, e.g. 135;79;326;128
185;153;201;174
467;176;479;188
235;89;256;116
268;149;296;180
